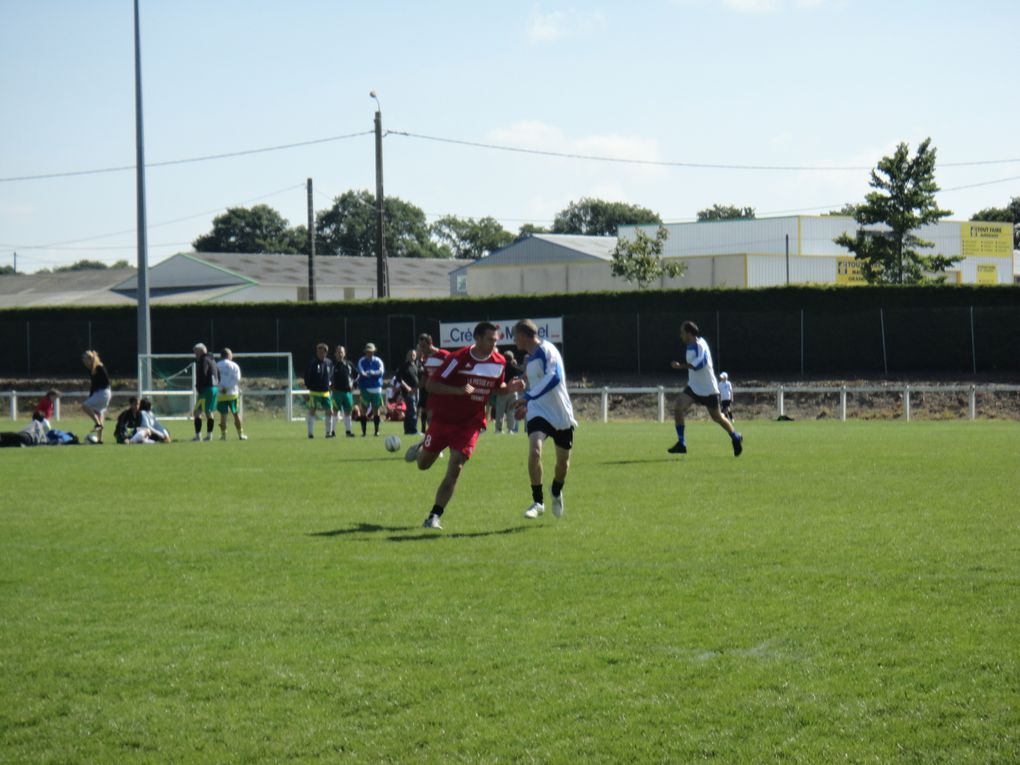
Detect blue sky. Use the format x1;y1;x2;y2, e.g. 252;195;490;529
2;0;1017;272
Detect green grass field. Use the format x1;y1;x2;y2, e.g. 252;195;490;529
2;418;1018;763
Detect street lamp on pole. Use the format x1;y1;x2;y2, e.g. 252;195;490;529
370;91;389;299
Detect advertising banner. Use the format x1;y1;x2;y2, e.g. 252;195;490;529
976;263;999;284
835;257;866;285
961;222;1012;258
439;317;563;348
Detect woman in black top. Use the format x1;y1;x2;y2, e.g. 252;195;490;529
81;349;112;443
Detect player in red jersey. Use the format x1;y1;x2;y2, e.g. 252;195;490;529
409;321;524;530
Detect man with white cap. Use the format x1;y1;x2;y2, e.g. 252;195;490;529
357;342;385;437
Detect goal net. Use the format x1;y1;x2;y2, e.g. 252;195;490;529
137;352;296;420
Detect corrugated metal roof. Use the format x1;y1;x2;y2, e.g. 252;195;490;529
470;234;618;268
114;252;464;291
0;268;137;307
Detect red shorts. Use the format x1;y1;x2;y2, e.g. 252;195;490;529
422;419;481;459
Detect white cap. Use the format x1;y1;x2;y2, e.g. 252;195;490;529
719;372;728;380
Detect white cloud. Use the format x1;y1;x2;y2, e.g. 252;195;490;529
683;0;833;13
487;121;663;178
723;0;778;12
527;7;607;44
489;121;566;150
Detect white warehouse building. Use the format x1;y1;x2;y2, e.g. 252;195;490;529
621;215;1015;288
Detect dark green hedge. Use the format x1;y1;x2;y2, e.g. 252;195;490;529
2;285;1018;379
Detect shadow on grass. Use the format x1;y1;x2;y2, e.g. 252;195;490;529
601;458;678;465
308;522;415;537
387;525;535;542
318;457;408;464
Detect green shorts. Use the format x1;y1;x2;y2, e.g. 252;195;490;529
194;386;218;415
307;391;333;411
217;394;239;414
332;391;354;413
360;391;384;411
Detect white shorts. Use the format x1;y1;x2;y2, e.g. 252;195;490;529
83;388;112;413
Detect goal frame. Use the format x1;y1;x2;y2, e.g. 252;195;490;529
137;352;296;421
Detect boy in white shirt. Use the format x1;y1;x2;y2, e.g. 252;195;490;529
216;348;248;440
719;372;734;422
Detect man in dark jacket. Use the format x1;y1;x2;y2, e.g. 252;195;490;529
331;345;358;438
192;343;220;442
303;343;334;439
396;349;420;435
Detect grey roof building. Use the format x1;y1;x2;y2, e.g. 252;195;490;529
0;267;137;307
113;252;463;302
0;252;465;307
461;234;628;295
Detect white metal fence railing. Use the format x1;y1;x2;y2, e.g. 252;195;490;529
7;385;1020;423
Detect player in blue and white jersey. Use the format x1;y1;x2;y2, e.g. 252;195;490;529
512;319;577;520
668;320;743;457
357;342;385;437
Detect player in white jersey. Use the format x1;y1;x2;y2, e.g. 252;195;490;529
512;319;577;520
216;348;247;440
668;321;742;457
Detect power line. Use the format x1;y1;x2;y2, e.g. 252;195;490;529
941;174;1020;192
387;130;1020;172
0;183;304;254
4;127;1019;183
0;132;373;183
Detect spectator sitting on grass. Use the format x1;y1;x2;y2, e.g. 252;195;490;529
0;412;50;448
33;389;60;429
128;398;172;444
114;397;141;444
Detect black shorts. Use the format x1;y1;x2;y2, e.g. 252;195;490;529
683;386;721;410
526;417;574;450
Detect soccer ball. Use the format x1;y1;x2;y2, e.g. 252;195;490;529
85;432;99;444
384;435;401;452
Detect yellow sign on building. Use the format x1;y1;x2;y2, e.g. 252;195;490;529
976;263;999;284
961;222;1012;258
835;257;866;285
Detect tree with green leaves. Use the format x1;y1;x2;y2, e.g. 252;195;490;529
431;215;513;259
826;203;860;217
696;204;755;221
193;205;304;254
54;259;116;272
516;223;549;240
552;198;660;236
834;139;957;284
610;225;685;289
316;190;444;258
971;197;1020;248
0;264;16;275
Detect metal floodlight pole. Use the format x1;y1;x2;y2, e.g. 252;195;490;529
307;178;316;301
371;91;389;298
134;0;152;392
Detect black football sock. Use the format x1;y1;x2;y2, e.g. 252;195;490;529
431;504;445;517
194;416;202;435
532;485;544;504
206;418;215;434
551;480;564;498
